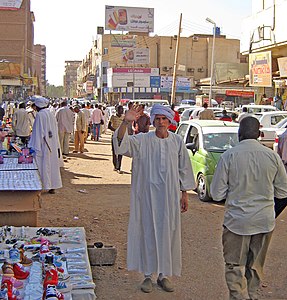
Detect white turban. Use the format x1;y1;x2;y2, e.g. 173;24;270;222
31;96;50;108
150;104;175;124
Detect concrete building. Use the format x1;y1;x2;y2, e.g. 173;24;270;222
64;60;81;98
33;44;46;96
77;32;243;104
241;0;287;104
0;0;35;100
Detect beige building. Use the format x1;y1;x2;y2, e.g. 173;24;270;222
33;44;46;96
0;0;36;100
241;0;287;103
77;31;243;104
64;60;81;98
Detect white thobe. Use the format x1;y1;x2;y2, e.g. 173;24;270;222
29;109;62;190
113;130;195;276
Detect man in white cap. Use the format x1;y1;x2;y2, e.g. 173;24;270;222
113;104;195;293
29;96;62;194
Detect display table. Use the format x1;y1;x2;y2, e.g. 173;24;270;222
0;157;42;226
0;226;96;299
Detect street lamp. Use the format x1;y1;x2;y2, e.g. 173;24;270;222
206;17;216;107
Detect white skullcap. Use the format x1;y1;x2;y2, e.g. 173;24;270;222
31;95;49;108
150;104;175;124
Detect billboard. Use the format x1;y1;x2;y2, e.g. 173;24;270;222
160;76;194;92
0;62;21;76
111;35;136;48
278;57;287;78
0;0;23;10
249;51;272;87
122;48;150;64
105;5;154;32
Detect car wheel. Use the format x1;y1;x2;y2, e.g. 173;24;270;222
197;174;211;202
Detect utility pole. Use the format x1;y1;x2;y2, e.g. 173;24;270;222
171;13;182;105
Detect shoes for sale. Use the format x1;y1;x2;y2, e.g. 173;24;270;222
56;281;72;293
1;277;23;290
1;279;20;300
13;263;30;280
44;285;63;300
19;246;33;267
8;248;20;263
2;262;14;277
43;267;58;289
0;288;8;300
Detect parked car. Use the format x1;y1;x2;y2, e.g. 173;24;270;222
272;118;287;151
258;111;287;147
180;106;201;122
176;120;239;201
236;104;278;114
180;99;196;106
189;107;223;119
214;110;238;121
175;104;194;115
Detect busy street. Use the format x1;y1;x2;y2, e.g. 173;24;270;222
37;131;287;300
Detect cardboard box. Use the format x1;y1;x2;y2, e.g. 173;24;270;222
0;211;38;226
0;191;41;226
87;245;117;266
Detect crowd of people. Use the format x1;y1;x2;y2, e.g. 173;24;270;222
1;97;287;299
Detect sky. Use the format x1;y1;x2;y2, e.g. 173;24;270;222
30;0;252;86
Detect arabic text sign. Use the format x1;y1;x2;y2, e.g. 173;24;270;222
278;57;287;77
111;35;136;48
122;48;150;64
0;0;22;10
249;51;272;87
105;5;154;32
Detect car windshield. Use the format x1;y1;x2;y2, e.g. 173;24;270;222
203;132;239;152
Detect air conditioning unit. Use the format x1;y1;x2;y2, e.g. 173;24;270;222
197;67;204;72
162;66;169;72
187;68;195;73
192;36;199;42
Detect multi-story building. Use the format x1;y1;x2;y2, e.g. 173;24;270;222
0;0;35;100
241;0;287;104
77;32;246;104
64;60;81;98
33;44;46;96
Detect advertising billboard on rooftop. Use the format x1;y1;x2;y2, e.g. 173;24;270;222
105;5;154;33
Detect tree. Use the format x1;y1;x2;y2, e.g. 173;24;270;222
46;82;64;98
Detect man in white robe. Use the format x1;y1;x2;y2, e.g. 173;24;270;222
113;104;195;293
29;96;62;194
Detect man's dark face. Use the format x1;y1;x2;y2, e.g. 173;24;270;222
117;107;124;115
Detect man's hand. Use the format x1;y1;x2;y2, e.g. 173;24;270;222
180;191;188;213
125;105;141;123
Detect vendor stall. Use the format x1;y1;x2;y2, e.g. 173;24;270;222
0;157;42;226
0;226;96;299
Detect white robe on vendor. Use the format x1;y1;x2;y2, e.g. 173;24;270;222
29;108;62;190
113;129;195;276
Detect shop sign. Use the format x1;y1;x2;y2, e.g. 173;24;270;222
226;90;254;98
0;0;22;10
111;35;136;48
0;62;21;76
150;76;161;88
278;57;287;77
249;51;272;87
160;76;194;92
105;5;154;33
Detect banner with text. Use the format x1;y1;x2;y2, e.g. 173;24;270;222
0;0;22;10
111;35;136;48
249;51;272;87
122;48;150;64
105;5;154;32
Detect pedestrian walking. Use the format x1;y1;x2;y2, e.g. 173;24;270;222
210;116;287;300
108;105;124;173
91;104;103;141
113;104;195;293
81;103;90;142
199;102;215;120
168;103;180;132
55;100;74;156
28;96;62;194
73;105;86;153
12;102;31;145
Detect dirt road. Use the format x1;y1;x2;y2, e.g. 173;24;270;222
38;131;287;300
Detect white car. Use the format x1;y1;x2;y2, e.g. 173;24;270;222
190;107;223;119
258;112;287;148
175;104;194;115
236;104;278;114
180;106;201;122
